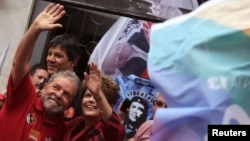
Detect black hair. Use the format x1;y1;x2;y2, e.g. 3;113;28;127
30;63;47;76
48;34;81;62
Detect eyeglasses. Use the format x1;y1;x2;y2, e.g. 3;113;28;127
153;100;167;108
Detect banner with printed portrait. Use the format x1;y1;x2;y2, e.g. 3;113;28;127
88;17;158;135
88;0;194;135
89;17;153;79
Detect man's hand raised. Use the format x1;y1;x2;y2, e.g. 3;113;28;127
31;3;66;32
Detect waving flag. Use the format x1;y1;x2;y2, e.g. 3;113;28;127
0;44;10;74
148;0;250;140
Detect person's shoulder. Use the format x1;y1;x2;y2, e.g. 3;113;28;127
134;120;154;140
136;120;154;133
140;120;154;128
66;116;85;127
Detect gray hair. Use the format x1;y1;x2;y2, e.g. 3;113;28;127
48;70;81;102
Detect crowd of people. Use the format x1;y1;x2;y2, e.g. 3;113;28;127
2;0;246;141
0;3;167;141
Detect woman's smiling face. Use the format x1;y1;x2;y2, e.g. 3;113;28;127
81;89;101;118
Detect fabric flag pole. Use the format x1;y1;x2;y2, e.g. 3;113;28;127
0;43;10;75
148;0;250;140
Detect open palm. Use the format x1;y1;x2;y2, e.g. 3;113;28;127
33;3;65;31
85;63;102;96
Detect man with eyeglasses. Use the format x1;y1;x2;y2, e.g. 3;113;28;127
133;92;167;141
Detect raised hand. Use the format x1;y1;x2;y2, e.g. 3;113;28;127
11;3;66;88
84;63;102;96
83;63;114;123
32;3;66;31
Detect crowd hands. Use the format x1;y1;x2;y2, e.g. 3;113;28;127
0;3;168;141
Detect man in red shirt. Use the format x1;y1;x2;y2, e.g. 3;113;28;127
30;63;49;96
64;63;125;141
0;3;81;141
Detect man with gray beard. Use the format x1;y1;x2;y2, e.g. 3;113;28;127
0;3;81;141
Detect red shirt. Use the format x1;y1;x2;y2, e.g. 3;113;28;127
0;72;66;141
64;112;125;141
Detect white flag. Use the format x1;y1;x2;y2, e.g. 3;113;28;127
0;43;10;74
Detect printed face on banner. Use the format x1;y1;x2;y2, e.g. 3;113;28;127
100;19;154;79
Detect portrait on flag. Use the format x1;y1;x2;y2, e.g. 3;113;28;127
88;17;158;135
87;0;191;137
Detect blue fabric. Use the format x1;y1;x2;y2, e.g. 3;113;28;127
148;0;250;140
114;74;158;134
